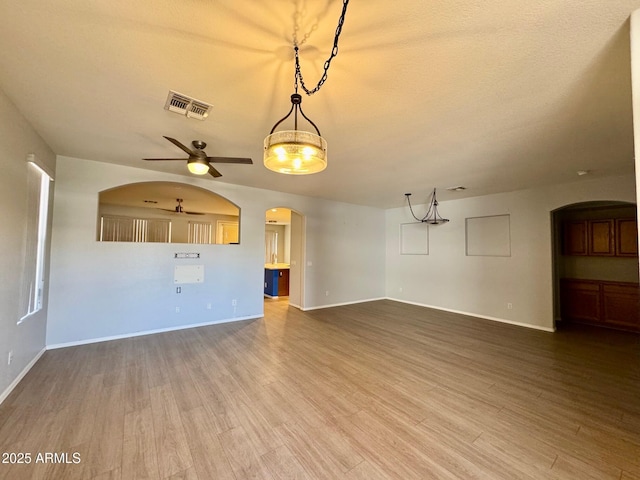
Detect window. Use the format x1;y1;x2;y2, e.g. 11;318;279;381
99;215;171;242
188;221;212;244
265;231;278;263
19;159;52;323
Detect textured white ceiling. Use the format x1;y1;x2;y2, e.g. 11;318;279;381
0;0;638;208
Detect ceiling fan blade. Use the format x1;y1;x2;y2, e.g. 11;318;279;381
207;156;253;164
208;165;223;178
163;136;195;156
185;211;206;215
143;158;187;161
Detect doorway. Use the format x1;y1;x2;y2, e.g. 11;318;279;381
264;207;305;309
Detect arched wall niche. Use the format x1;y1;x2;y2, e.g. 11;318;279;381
97;181;241;244
551;199;639;328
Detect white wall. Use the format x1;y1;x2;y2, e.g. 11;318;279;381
385;175;638;331
0;89;56;400
47;156;386;347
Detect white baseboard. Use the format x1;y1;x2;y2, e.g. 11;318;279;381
386;297;556;332
46;314;262;350
0;347;46;406
301;297;387;312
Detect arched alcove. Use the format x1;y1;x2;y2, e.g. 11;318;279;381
551;200;638;331
97;181;241;244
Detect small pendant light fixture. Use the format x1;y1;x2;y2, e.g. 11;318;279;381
264;0;351;175
264;92;327;175
405;189;450;224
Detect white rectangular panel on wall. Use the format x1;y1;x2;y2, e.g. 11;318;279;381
174;264;205;284
466;215;511;257
400;222;429;255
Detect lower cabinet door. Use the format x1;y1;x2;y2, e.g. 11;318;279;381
277;269;290;296
602;283;640;330
561;279;639;332
560;280;601;323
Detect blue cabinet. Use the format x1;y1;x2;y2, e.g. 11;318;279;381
264;268;290;297
264;269;279;297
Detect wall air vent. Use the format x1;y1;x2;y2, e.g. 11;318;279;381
164;91;213;120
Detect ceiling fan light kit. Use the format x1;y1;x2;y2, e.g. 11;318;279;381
263;0;350;176
143;136;252;178
187;158;210;175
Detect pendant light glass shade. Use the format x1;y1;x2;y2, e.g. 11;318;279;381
264;130;327;174
264;94;328;175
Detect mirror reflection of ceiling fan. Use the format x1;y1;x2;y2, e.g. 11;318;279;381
159;198;204;215
143;136;253;178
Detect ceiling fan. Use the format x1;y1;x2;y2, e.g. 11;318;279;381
159;198;204;215
144;136;253;178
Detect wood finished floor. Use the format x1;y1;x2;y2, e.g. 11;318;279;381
0;299;639;480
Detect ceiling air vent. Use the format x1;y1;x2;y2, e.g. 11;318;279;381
164;91;213;120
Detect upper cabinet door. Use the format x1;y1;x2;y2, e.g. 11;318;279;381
616;218;638;257
563;220;588;255
589;219;615;256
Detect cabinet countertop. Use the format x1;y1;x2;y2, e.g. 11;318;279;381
265;263;290;270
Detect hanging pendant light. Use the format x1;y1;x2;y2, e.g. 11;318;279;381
263;0;350;175
405;189;450;224
264;93;327;174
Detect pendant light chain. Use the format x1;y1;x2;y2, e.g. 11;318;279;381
292;4;318;47
294;0;350;96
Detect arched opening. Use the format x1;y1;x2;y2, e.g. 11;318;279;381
97;181;241;244
551;201;639;332
263;207;305;309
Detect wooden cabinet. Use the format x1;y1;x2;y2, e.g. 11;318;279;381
277;269;289;297
588;219;614;256
602;283;640;330
563;217;637;257
560;278;640;331
616;218;638;257
563;221;588;255
264;268;289;297
560;279;601;323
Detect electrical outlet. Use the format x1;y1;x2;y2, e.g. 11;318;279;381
507;303;513;310
399;287;403;293
176;287;181;294
7;351;13;365
207;303;212;310
325;291;329;296
175;306;180;313
231;299;237;306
